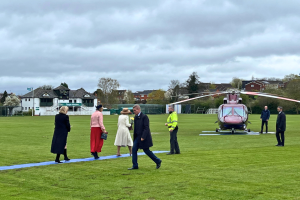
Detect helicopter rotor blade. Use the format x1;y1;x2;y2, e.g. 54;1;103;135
169;92;226;105
240;91;300;103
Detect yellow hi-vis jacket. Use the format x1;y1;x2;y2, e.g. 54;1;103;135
167;111;178;131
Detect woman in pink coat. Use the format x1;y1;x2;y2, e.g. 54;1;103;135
90;105;107;159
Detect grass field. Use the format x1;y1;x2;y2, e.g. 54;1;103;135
1;114;300;199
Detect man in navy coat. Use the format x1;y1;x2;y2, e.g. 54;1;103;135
260;106;270;133
276;106;286;147
128;104;162;170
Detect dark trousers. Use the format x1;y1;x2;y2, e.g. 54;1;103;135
170;129;180;154
132;139;161;168
261;121;268;133
276;130;285;146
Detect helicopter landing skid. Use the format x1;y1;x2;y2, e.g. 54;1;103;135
200;131;276;135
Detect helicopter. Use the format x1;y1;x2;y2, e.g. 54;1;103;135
169;90;300;134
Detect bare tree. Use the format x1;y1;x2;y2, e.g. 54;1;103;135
124;90;135;104
168;80;180;103
230;77;242;89
39;85;54;90
97;78;120;106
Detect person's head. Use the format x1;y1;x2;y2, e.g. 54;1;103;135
96;104;103;112
59;106;69;114
168;105;174;112
277;106;283;112
121;108;132;115
133;104;141;115
264;106;268;110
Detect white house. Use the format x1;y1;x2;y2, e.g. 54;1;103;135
21;85;98;116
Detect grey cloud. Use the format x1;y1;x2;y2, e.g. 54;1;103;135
1;0;300;94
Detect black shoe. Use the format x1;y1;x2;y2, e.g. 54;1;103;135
278;145;284;147
175;152;181;154
166;152;175;155
91;152;99;159
55;160;62;163
276;144;282;146
156;160;162;169
128;167;138;170
64;149;70;161
259;132;263;134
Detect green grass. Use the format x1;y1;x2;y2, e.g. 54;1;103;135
1;114;300;199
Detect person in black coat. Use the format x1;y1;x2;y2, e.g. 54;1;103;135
276;106;286;147
260;106;270;134
128;104;162;170
51;106;71;163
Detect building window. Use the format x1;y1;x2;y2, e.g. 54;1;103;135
25;99;27;101
29;99;30;101
74;100;77;103
141;95;144;97
251;85;254;87
25;107;27;110
22;107;24;110
69;100;72;103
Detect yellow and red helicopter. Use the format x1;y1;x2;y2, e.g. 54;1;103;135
169;90;300;134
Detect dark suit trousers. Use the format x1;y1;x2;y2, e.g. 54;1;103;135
170;129;180;154
261;121;268;133
276;130;285;146
132;139;161;168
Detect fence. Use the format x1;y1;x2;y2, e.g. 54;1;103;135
0;106;23;117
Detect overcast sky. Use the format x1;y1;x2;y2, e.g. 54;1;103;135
0;0;300;95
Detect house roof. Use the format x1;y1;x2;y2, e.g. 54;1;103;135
69;88;97;99
21;86;96;99
22;88;58;98
134;90;156;95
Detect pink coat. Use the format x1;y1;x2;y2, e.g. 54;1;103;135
90;111;105;130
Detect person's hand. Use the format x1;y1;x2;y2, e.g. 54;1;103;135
267;119;268;121
260;118;262;120
170;129;173;132
141;138;144;141
165;123;168;126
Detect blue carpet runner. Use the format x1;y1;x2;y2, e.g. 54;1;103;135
0;151;168;171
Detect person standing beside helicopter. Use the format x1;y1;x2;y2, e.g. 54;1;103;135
276;106;286;147
165;105;180;155
260;106;270;134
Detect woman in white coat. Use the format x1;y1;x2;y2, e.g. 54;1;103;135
114;108;133;156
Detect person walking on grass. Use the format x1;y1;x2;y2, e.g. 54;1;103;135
90;105;108;159
128;104;162;170
260;106;270;134
114;108;133;156
276;106;286;147
165;105;180;155
51;106;71;163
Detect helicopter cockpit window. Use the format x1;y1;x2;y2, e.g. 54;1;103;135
223;107;232;116
234;107;245;117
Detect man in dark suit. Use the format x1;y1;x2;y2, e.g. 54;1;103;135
260;106;270;134
128;104;162;170
276;106;286;147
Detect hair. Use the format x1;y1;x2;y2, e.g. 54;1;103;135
133;104;140;110
59;106;69;114
96;105;103;111
278;106;283;110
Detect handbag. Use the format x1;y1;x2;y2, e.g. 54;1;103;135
101;132;108;140
128;124;133;131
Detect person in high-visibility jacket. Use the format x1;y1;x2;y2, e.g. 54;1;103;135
165;105;180;155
